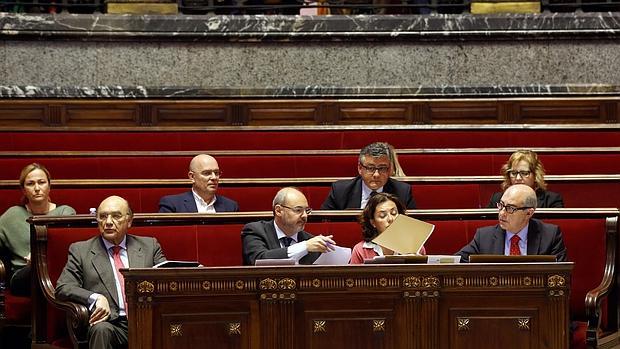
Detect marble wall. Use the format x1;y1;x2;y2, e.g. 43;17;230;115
1;13;620;97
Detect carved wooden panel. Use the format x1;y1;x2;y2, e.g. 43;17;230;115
518;100;604;123
0;106;46;126
448;310;538;349
156;104;230;126
246;103;318;125
428;102;499;124
337;103;411;124
160;312;250;349
65;104;138;126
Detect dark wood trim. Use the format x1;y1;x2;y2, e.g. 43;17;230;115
3;97;620;128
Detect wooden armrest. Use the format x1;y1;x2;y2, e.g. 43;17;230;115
585;216;618;347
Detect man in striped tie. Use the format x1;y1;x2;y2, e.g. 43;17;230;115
56;196;167;349
455;184;567;263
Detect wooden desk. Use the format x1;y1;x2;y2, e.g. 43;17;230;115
123;263;572;349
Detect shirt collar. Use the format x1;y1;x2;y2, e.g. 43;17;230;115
273;221;298;243
102;236;127;252
505;223;529;242
192;189;217;208
362;241;384;256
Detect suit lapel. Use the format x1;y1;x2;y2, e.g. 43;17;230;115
126;235;146;268
526;220;541;256
492;226;506;254
349;177;363;209
265;221;281;249
184;191;198;212
90;238;120;307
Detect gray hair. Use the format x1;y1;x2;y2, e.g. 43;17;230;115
524;192;537;208
358;142;392;164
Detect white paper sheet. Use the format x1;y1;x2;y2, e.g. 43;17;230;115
313;245;352;265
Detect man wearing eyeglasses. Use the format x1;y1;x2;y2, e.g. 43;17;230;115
56;196;167;349
320;142;416;210
242;187;336;265
456;184;567;263
158;154;239;213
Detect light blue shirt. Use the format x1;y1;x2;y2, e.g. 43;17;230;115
274;222;308;262
360;181;384;209
504;224;529;256
88;236;128;317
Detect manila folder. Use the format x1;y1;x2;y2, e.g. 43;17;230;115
371;215;434;255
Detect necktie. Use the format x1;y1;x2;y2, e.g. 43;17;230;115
111;245;126;305
281;237;294;248
370;190;378;197
509;235;521;256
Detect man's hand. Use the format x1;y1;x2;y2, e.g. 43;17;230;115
89;295;111;325
306;235;336;253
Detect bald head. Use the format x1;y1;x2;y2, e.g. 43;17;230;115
503;184;537;209
188;154;221;202
272;187;309;236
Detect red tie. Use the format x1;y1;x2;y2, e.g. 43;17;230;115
111;245;126;306
509;235;521;256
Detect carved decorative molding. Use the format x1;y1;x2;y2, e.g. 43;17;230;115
403;276;440;288
137;280;154;294
278;278;296;290
228;322;241;335
403;290;440;298
170;324;182;337
446;275;544;288
202;281;211;291
300;276;398;289
547;275;566;288
457;318;470;331
373;319;385;332
314;320;327;333
517;318;530;330
169;281;178;292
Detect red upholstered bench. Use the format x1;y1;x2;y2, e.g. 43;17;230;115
28;210;619;349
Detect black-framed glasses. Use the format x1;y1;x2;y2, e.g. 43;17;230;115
360;163;390;175
496;201;533;214
279;205;312;215
507;170;531;178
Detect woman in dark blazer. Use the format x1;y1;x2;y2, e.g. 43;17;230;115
487;150;564;209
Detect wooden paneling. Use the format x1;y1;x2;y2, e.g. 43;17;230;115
0;97;619;127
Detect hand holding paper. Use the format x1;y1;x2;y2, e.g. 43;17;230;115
371;215;434;255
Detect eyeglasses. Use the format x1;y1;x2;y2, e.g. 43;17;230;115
360;164;390;175
507;170;531;178
199;169;221;177
96;212;129;222
496;201;533;214
279;205;312;215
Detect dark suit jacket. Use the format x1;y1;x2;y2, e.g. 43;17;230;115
241;219;320;266
159;190;239;213
487;189;564;208
320;176;416;210
55;235;166;321
455;218;568;263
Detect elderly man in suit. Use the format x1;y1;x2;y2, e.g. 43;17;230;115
242;187;336;265
456;184;567;263
56;196;166;349
320;142;415;210
159;154;239;213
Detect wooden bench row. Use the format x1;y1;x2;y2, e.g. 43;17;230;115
24;209;620;349
2;149;620;180
1;175;619;214
2;126;620;152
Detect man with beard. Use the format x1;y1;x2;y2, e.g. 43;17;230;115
456;184;567;263
241;187;336;265
159;154;239;213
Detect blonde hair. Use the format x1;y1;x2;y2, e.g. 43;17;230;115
388;144;406;177
19;163;52;206
500;150;547;191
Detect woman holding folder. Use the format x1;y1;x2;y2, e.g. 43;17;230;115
350;193;426;264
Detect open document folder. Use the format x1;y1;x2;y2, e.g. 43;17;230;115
371;215;434;255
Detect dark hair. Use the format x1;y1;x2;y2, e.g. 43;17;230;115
358;192;406;242
358;142;392;164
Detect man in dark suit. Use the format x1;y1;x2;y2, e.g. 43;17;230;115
158;154;239;213
320;142;415;210
456;184;567;263
56;196;166;349
242;187;336;265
